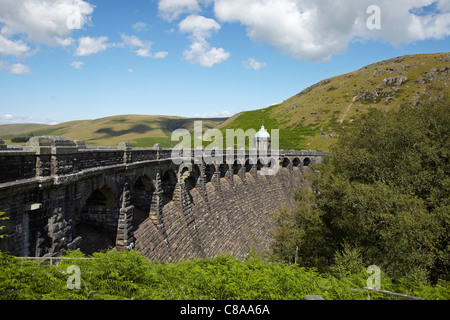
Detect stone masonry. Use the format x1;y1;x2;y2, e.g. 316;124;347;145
0;136;326;261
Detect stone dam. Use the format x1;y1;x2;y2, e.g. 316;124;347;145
0;136;327;261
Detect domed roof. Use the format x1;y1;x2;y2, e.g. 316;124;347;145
255;125;270;138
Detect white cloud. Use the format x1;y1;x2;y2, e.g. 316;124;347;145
213;0;450;62
179;13;221;38
194;110;232;118
0;0;94;74
0;0;94;47
0;60;31;75
70;61;84;69
9;63;31;75
132;22;148;32
120;34;168;59
127;68;134;73
158;0;202;21
179;15;230;67
135;47;152;57
0;34;30;57
121;34;147;48
74;36;109;57
243;58;266;70
0;114;59;125
153;51;169;59
183;42;229;67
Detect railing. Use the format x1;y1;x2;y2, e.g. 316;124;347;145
360;287;426;300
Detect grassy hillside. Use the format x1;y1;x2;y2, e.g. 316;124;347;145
0;123;49;137
220;52;450;151
1;115;227;147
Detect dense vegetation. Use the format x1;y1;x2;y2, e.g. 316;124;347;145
270;96;449;292
0;249;448;300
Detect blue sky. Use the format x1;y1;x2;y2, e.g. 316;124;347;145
0;0;449;125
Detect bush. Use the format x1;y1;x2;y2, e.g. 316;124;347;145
0;250;448;300
11;137;29;143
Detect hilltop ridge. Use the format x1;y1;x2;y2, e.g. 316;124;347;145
220;52;450;151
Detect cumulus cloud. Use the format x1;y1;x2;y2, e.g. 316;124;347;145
0;60;31;75
132;21;148;32
0;113;59;125
243;58;266;70
194;110;232;118
213;0;450;62
179;14;230;67
9;63;31;75
0;0;94;74
0;0;94;47
120;34;168;59
0;35;30;57
158;0;205;21
74;36;109;57
153;51;169;59
70;61;84;69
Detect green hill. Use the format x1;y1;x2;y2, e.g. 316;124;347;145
0;123;49;138
220;52;450;151
1;115;227;148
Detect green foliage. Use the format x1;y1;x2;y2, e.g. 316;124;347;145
270;97;449;286
3;249;446;300
11;137;29;143
330;243;365;279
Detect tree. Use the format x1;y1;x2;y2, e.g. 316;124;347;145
271;95;449;283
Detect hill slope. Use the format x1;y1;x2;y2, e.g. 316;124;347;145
1;115;227;147
0;123;49;137
220;52;450;151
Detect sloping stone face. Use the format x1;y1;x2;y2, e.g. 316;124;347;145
133;167;305;262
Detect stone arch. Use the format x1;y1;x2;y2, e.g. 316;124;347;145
186;164;201;190
233;159;242;174
75;186;119;255
292;157;301;167
268;157;278;170
257;158;265;170
303;157;311;166
281;157;290;168
161;169;177;200
244;159;252;172
204;164;215;182
130;175;155;212
177;164;192;183
219;163;228;178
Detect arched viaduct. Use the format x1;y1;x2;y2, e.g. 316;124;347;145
0;136;327;261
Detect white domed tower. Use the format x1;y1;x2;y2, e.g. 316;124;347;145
254;125;271;151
